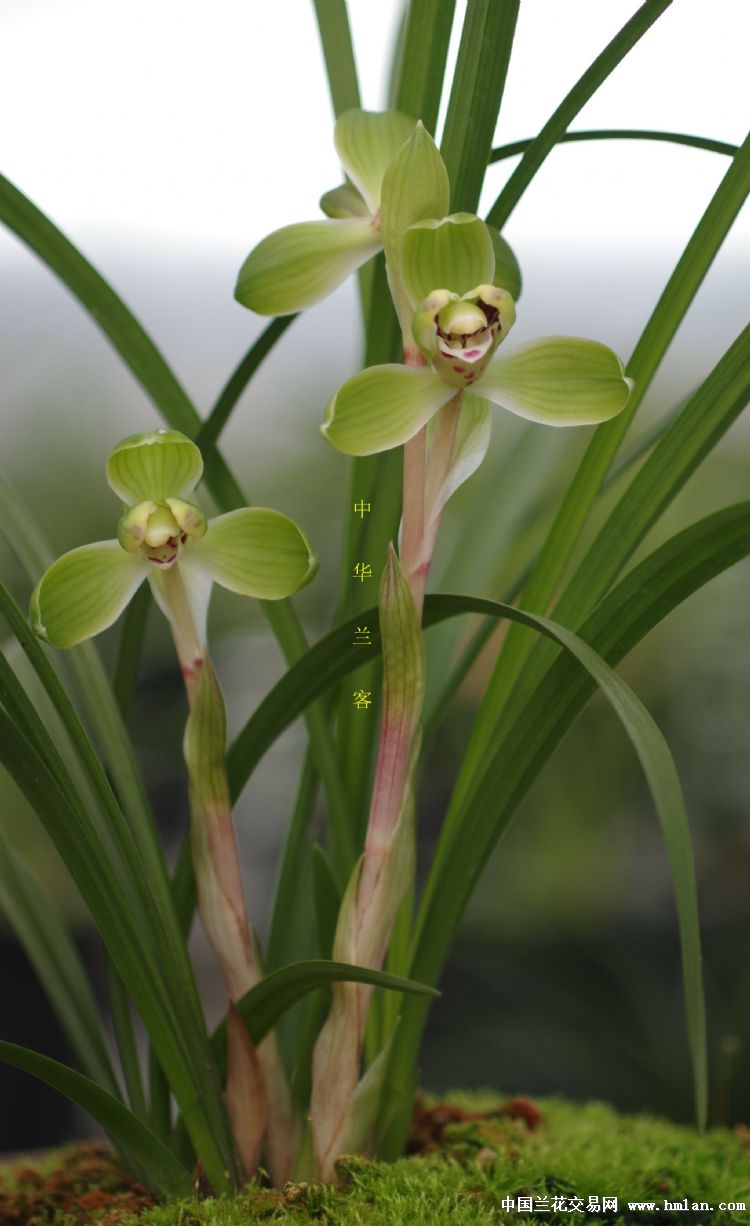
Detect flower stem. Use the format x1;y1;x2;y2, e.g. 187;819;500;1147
310;347;463;1178
157;564;299;1185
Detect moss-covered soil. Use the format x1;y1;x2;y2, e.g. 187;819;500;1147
2;1095;749;1225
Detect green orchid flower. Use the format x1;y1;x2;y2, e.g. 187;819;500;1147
30;429;317;652
234;109;415;316
320;213;632;456
234;109;521;318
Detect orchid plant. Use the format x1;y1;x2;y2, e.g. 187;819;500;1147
1;0;748;1205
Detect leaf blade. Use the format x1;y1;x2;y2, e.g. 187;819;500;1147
0;1042;192;1199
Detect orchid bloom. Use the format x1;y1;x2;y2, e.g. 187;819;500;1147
30;429;317;660
320;211;633;457
234;109;521;318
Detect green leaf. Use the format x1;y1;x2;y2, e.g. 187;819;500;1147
322;364;454;455
480;338;633;426
0;1042;192;1199
487;225;522;299
478;318;750;790
196;316;298;460
0;704;235;1189
210;959;438;1074
334;109;417;212
401;213;495;308
106;963;148;1122
378;501;750;1158
113;583;151;720
187;508;317;600
489;127;739;166
487;0;672;228
440;0;520;213
391;0;456;133
106;429;203;506
226;497;750;832
235;219;381;317
0;165;351;913
312;0;361;117
311;844;342;958
0;835;120;1097
31;542;147;648
465;130;750;798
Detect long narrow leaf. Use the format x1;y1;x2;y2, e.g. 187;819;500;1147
196;316;298;459
112;584;151;721
211;959;438;1075
0;176;348;880
441;0;520;213
378;500;750;1156
490;128;737;164
106;963;148;1122
461;130;750;797
489;321;750;744
393;0;456;132
487;0;672;228
312;0;360;117
0;835;120;1097
0;707;236;1187
0;1042;192;1199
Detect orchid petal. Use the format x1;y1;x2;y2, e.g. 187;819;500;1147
402;213;495;308
30;542;147;648
379;123;450;329
333;109;416;213
321;364;455;456
235;220;381;316
481;337;633;426
106;430;203;506
424;393;492;534
319;183;370;219
148;559;214;654
187;509;317;600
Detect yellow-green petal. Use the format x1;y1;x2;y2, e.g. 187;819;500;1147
235;219;381;316
319;183;370;219
333;109;416;213
321;365;455;456
480;337;634;427
424;394;492;534
187;510;317;600
30;542;148;648
107;430;203;506
149;559;213;656
379;122;450;328
402;214;495;309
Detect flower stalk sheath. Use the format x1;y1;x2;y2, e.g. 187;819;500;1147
310;547;424;1179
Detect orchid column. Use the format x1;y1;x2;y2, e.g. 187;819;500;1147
30;429;317;1185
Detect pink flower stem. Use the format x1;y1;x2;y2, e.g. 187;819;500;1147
312;351;462;1178
159;563;298;1186
400;347;428;617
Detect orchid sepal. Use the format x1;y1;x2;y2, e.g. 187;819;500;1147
30;431;318;651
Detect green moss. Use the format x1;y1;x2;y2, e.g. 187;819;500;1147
130;1096;750;1225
